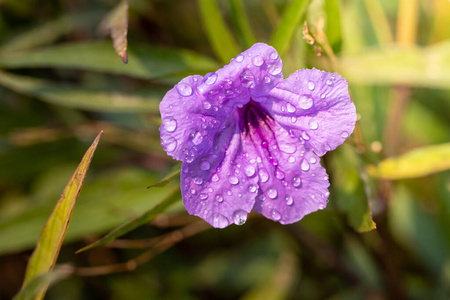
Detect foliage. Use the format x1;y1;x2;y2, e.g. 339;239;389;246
0;0;449;299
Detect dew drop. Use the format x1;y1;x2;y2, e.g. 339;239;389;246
200;161;211;170
323;175;329;180
267;188;278;199
259;168;269;183
271;209;281;221
193;177;203;185
325;144;332;151
286;103;296;113
212;213;229;228
162;117;177;132
233;210;247;225
326;79;333;86
292;176;302;188
203;101;211;109
276;170;285;180
244;165;256;177
252;55;264;67
264;76;271;83
301;160;310;171
307;81;315;90
268;64;282;76
176;83;193;96
288;156;296;163
270;51;279;60
215;194;224;202
310;157;317;164
211;173;220;182
190;188;197;195
199;193;208;200
291;116;297;123
162;137;177;153
298;95;313;110
302;131;310;141
280;143;296;154
285;195;294;206
341;131;349;138
229;176;239;185
309;121;319;130
191;131;203;145
204;72;217;85
320;93;326;99
248;185;257;193
235;54;244;62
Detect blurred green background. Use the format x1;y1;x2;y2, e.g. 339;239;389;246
0;0;449;299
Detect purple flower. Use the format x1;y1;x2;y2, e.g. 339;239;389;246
159;43;356;228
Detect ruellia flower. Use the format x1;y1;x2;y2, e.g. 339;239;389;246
159;43;356;228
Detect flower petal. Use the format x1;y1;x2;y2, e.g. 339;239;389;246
181;117;260;228
240;102;330;224
265;68;356;156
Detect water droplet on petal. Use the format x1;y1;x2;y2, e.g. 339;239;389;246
310;157;317;164
229;176;239;185
270;51;279;60
212;174;220;182
286;103;296;113
235;54;244;62
298;95;313;110
244;165;256;177
271;209;281;221
259;168;269;183
233;210;247;225
288;156;296;163
176;83;193;96
252;55;264;67
341;131;349;138
269;64;282;75
200;161;211;170
292;176;302;188
199;193;208;200
307;81;315;90
276;170;285;180
190;188;197;195
325;144;332;151
212;213;229;228
162;137;177;152
320;93;326;99
301;160;310;171
264;76;271;83
326;79;333;86
309;121;319;130
285;195;294;206
215;194;224;202
203;101;211;109
302;131;310;141
267;188;278;199
248;185;257;193
204;72;217;85
194;177;203;185
280;143;296;154
191;131;203;145
162;117;177;132
324;175;329;180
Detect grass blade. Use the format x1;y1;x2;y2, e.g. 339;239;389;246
147;164;181;189
270;0;312;57
367;143;450;179
230;0;257;48
198;0;240;63
21;132;102;299
76;187;181;253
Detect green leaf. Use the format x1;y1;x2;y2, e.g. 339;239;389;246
76;187;181;253
0;12;102;54
330;144;376;232
0;71;163;112
270;0;312;57
0;168;182;255
147;164;181;189
324;0;342;53
0;42;220;79
21;132;102;300
230;0;257;49
339;42;450;89
367;143;450;179
13;266;73;300
198;0;240;64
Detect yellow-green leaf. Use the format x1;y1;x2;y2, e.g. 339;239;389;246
21;132;102;300
367;143;450;179
100;0;129;64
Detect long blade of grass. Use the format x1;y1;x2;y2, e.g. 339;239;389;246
21;132;102;300
367;143;450;180
13;266;73;300
0;71;163;112
270;0;312;57
230;0;257;48
0;42;219;79
76;187;181;253
147;164;181;189
198;0;240;64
